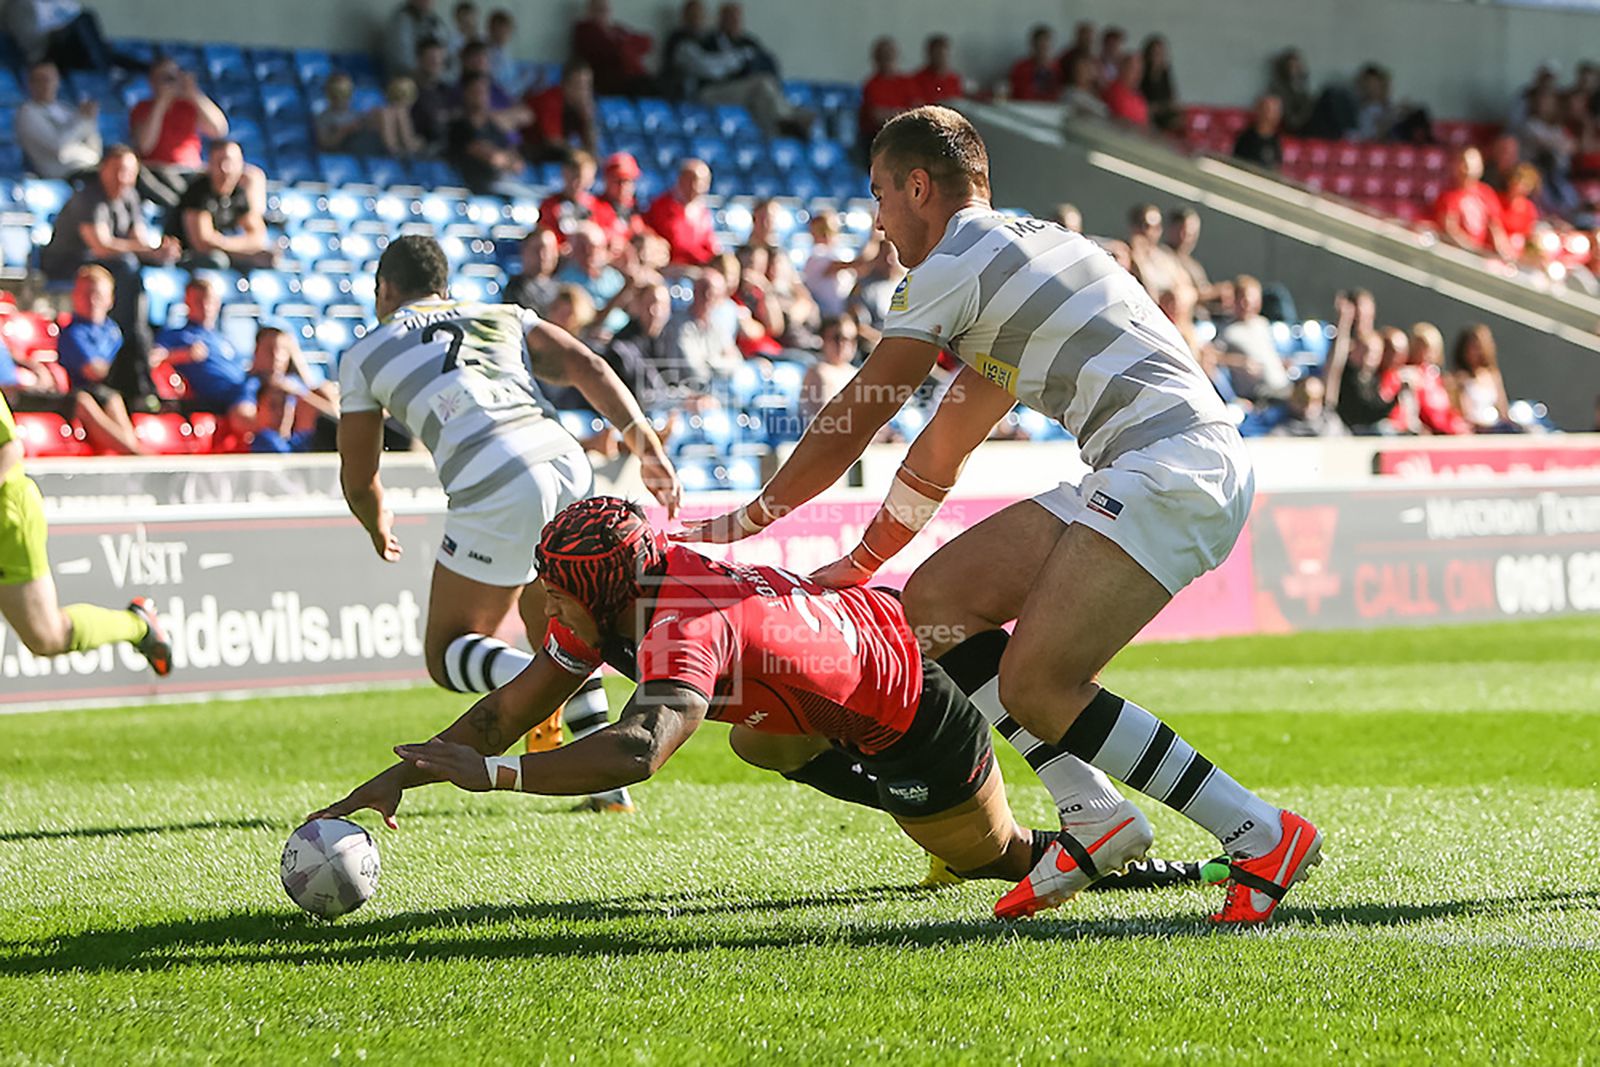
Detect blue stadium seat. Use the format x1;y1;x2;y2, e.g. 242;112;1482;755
0;144;24;177
808;141;846;172
732;141;765;173
597;97;639;134
294;49;334;86
768;138;805;172
0;69;26;107
724;456;762;492
677;103;717;136
688;137;731;171
413;192;456;227
22;179;71;222
637;98;675;134
286;230;339;263
273;152;319;186
0;223;33;268
323;191;372;224
767;361;805;401
204;44;252;85
259;83;308;118
785;167;822;201
268;122;314;154
713;104;759;138
891;405;928;441
451;273;500;303
219;310;258;357
142;267;187;329
782;82;816;109
270;187;319;225
729;361;765;407
293;271;340;309
649;137;687;173
319;154;366;186
251;48;298;84
313;317;360;353
364;157;412;188
411;158;460;188
676;460;719;494
241;269;293;312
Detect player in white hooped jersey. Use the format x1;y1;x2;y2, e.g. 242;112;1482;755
678;106;1322;925
337;234;681;813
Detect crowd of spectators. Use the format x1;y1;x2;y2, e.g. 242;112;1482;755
1055;197;1537;439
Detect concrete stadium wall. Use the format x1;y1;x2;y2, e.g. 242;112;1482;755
90;0;1599;120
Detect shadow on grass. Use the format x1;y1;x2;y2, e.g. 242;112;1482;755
3;886;1595;977
0;817;278;844
0;806;487;845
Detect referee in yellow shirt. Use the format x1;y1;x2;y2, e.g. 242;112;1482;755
0;392;171;673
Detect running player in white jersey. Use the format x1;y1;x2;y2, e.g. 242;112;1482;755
338;234;681;813
677;106;1322;925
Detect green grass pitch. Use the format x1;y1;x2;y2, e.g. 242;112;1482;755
2;617;1598;1065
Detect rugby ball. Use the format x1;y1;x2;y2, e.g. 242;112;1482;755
280;818;381;918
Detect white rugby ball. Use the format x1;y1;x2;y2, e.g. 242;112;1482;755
280;818;381;918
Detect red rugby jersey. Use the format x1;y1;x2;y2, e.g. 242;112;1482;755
543;546;923;754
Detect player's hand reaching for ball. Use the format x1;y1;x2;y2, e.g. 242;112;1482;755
309;772;405;830
369;509;402;562
394;739;494;792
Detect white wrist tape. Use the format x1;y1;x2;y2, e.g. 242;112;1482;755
484;755;523;791
884;470;947;532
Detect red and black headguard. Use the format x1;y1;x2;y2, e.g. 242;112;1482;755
536;496;668;628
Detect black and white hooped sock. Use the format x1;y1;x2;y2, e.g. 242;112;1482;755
1059;689;1284;858
443;634;533;693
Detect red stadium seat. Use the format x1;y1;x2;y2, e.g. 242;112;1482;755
1390;146;1417;172
1334;143;1361;172
1421;147;1448;173
1306;140;1333;168
186;412;220;452
1280;138;1304;166
1362;144;1391;170
1331;173;1357;197
151;360;188;402
131;413;193;455
12;412;86;457
2;311;60;359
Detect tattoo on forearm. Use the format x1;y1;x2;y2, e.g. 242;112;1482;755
471;702;503;753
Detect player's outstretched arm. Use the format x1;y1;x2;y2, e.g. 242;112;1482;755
673;336;942;544
396;680;709;796
526;320;683;518
309;654;585;826
337;411;401;562
812;367;1016;587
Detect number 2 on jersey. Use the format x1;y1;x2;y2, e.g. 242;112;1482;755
428;322;471;374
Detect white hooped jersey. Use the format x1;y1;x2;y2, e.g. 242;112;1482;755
882;207;1231;469
339;298;579;507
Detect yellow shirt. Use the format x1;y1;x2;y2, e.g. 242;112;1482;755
0;392;26;487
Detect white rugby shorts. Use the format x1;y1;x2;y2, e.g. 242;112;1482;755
1032;422;1253;595
437;448;594;587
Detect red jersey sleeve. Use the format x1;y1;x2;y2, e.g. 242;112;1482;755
542;619;604;676
635;603;736;701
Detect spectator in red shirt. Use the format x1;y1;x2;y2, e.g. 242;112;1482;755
1407;322;1471;435
644;158;719;267
1498;162;1542;259
912;34;962;105
597;151;643;247
538;149;613;245
860;37;914;146
572;0;655;97
1433;146;1512;258
129;55;228;209
1101;54;1149;128
523;62;597;161
1009;24;1060;102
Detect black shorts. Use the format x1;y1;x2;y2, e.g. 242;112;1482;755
847;659;996;819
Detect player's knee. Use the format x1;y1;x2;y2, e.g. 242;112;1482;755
996;658;1094;739
422;639;455;690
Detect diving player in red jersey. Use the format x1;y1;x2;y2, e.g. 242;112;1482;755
315;496;1057;882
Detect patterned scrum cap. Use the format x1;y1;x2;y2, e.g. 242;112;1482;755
536;496;667;627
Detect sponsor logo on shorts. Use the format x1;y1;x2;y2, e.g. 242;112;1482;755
885;780;930;806
1087;490;1124;520
964;748;994;784
467;549;493;564
441;535;457;556
974;353;1016;392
